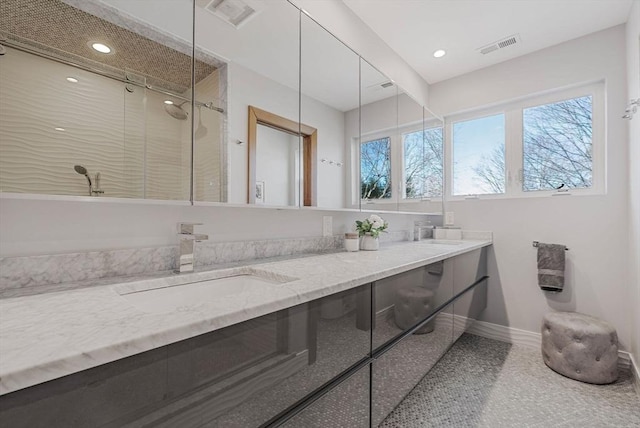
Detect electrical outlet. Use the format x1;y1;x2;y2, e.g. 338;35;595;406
445;212;455;225
322;216;333;237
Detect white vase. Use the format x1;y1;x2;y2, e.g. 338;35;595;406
361;233;379;251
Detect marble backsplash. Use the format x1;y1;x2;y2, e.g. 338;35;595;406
0;230;410;296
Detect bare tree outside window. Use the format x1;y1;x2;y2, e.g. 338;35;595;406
522;95;592;191
361;137;391;199
471;96;592;193
404;128;443;198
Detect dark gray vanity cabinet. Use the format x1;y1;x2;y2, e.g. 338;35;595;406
0;247;489;428
372;260;453;350
370;249;488;426
0;284;372;428
453;248;488;342
279;365;370;428
372;304;454;426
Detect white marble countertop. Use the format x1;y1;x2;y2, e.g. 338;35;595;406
0;237;491;395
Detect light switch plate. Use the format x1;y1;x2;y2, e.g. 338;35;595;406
445;212;455;225
322;216;333;237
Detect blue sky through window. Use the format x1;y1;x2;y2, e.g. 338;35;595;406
453;114;505;195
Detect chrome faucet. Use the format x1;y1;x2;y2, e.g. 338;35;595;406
176;222;208;273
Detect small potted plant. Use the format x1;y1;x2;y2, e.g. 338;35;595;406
355;214;388;251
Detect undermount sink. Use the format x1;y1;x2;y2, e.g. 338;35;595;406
115;270;296;314
421;239;464;246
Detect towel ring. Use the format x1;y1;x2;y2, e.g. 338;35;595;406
532;241;569;251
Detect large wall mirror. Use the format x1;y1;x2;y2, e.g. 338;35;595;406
193;0;300;207
300;11;359;210
357;59;444;214
0;0;443;214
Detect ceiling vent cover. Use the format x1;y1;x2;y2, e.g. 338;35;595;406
477;34;521;55
204;0;262;29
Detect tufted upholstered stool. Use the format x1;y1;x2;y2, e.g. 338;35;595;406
541;311;618;384
394;287;435;334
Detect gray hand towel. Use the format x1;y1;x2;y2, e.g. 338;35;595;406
537;243;566;292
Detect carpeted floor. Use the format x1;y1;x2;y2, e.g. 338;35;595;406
380;334;640;428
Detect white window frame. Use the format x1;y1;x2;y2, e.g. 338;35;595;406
445;82;605;201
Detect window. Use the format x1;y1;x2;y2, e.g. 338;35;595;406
360;137;391;199
446;83;603;200
522;96;592;191
403;127;443;199
452;113;505;196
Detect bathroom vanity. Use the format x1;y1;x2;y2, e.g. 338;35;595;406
0;238;490;427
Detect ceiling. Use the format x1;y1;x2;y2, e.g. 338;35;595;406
343;0;633;84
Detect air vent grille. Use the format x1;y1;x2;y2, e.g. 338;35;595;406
204;0;261;29
497;37;517;48
480;45;499;55
477;34;521;55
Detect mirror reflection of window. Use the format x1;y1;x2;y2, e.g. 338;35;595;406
403;127;443;199
360;137;392;200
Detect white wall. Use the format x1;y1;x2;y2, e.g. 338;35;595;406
429;26;632;350
626;0;640;366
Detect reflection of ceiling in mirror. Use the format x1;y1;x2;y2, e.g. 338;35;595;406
195;0;300;101
0;0;219;94
195;0;373;113
300;15;359;112
360;59;397;107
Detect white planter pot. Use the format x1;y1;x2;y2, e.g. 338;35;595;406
361;233;379;251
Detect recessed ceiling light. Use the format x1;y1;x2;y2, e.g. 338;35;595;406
91;42;112;54
433;49;446;58
164;100;174;105
66;77;79;83
54;127;65;132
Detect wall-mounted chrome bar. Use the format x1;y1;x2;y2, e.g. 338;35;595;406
532;241;569;251
0;40;224;113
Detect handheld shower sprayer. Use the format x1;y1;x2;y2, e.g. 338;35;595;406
74;165;93;196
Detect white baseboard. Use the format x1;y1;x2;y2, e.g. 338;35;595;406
466;319;541;350
466;319;633;372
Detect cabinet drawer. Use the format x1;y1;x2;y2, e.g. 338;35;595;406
373;261;453;350
453;247;488;296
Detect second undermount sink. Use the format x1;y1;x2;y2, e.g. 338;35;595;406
115;270;296;314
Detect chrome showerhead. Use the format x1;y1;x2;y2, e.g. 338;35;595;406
74;165;87;176
164;101;188;120
74;164;93;196
74;164;91;185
